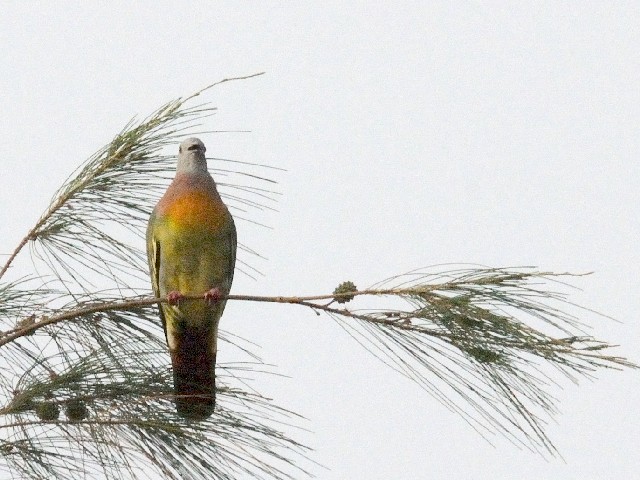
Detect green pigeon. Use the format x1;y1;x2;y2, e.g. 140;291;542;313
146;137;237;420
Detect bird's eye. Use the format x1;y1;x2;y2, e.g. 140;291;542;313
178;146;182;153
187;144;199;151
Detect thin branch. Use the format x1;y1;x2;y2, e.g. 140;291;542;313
185;72;265;102
0;231;37;281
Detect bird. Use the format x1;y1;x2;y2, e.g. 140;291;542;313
146;137;237;420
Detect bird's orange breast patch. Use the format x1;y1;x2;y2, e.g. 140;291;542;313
165;191;227;230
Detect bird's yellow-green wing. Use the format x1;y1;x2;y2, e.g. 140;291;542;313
146;211;168;339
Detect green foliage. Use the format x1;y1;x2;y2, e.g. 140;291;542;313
325;267;637;455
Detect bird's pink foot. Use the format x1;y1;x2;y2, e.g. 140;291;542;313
167;291;184;306
204;287;222;305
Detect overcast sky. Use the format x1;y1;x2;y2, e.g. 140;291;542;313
1;2;639;479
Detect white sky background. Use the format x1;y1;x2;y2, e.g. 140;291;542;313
1;2;639;479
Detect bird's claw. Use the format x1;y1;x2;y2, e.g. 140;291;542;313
204;287;222;305
167;291;184;306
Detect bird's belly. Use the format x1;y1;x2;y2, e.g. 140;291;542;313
160;233;226;295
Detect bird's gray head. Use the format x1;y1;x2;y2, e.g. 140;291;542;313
176;137;208;174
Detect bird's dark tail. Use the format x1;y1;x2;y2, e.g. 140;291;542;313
170;327;216;420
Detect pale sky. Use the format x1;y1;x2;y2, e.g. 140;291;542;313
1;2;639;479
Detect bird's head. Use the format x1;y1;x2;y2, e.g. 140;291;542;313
177;137;208;174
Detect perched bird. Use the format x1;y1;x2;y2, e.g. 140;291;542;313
146;137;237;420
